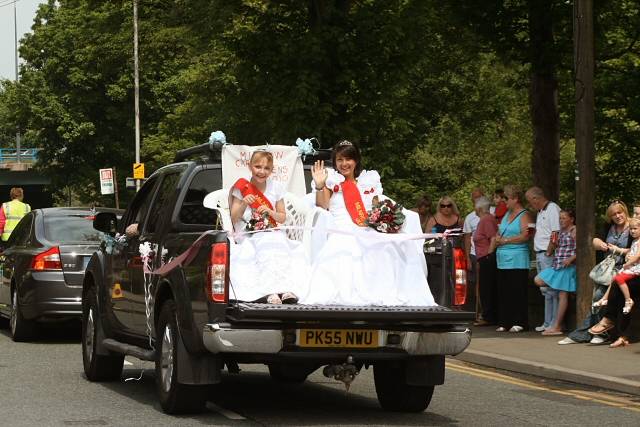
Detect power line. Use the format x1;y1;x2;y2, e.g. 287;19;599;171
0;0;21;10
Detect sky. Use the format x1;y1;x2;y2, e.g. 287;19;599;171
0;0;43;80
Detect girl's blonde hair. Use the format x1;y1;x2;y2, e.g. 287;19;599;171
250;150;274;167
629;217;640;228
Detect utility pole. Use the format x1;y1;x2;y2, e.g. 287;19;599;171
574;0;596;322
133;0;141;191
14;0;21;163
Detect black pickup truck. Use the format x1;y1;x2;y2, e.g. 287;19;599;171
81;143;474;414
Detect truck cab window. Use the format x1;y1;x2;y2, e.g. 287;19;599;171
179;168;222;226
122;178;158;233
145;173;180;234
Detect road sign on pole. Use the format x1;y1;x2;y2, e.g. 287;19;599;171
99;168;115;195
133;163;145;179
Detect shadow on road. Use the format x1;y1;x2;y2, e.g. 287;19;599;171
96;368;458;426
0;320;81;344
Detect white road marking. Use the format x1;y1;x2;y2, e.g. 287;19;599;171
206;401;246;420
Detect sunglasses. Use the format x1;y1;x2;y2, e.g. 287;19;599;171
440;203;453;208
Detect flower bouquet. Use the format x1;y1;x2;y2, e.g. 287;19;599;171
365;199;405;233
245;210;273;232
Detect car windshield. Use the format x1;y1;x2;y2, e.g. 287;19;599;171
44;215;106;243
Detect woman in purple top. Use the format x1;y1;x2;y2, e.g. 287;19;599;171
473;196;498;326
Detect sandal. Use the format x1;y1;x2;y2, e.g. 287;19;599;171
588;319;614;335
266;294;282;304
623;299;634;314
280;292;298;304
592;298;608;308
609;336;629;348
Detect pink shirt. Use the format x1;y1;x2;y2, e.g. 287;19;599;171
473;214;498;258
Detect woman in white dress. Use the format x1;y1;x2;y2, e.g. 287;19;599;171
229;150;309;304
300;140;436;306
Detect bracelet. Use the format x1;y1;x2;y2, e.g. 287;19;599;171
315;185;325;191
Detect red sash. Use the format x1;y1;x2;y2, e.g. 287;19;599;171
233;178;277;227
341;180;367;226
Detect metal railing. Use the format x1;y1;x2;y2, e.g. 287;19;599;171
0;148;40;163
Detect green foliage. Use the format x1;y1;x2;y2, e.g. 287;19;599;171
0;0;636;217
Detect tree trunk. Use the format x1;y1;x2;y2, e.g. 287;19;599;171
529;0;560;201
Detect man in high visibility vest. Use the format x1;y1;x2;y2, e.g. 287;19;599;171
0;187;31;242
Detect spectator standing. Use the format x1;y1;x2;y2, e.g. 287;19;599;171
0;187;31;243
411;194;433;233
463;188;485;304
525;187;561;333
493;189;508;223
473;196;499;326
425;196;463;233
534;209;577;335
494;185;533;332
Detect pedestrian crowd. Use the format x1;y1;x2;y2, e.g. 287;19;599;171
414;187;639;349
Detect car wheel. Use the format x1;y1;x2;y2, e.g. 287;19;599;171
82;289;124;381
156;300;207;414
268;363;313;383
373;362;435;412
10;289;37;342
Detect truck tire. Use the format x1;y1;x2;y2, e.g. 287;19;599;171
10;289;37;342
268;363;313;383
373;362;435;412
82;289;124;381
156;300;207;414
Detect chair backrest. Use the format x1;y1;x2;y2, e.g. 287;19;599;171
202;189;233;232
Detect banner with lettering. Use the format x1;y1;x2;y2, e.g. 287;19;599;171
222;145;306;197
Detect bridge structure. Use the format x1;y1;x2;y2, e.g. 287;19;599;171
0;148;52;208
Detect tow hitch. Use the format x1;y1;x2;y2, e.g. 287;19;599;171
322;355;359;391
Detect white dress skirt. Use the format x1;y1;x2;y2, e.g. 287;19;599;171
228;180;310;302
300;170;436;306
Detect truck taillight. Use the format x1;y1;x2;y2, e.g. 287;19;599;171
31;246;62;271
206;243;228;303
453;247;467;306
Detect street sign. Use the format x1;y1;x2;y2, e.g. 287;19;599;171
133;163;145;179
126;177;147;189
99;168;115;195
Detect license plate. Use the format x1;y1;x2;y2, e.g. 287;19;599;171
297;329;379;348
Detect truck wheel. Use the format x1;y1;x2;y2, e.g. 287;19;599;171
10;289;37;342
268;363;313;383
82;289;124;381
156;300;207;414
374;362;435;412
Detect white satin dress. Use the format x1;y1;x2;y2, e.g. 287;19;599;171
300;169;436;306
229;180;310;302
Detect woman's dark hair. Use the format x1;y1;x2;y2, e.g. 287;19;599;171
332;140;362;177
561;208;576;223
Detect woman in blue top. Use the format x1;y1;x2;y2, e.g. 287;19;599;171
493;185;533;332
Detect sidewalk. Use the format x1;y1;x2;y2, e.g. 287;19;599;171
454;326;640;395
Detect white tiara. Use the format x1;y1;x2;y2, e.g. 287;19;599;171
338;140;353;147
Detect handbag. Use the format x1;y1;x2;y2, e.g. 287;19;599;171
589;254;617;286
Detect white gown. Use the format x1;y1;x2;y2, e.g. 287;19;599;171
300;169;436;306
229;180;310;302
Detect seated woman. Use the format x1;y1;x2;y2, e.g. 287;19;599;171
228;150;309;304
300;140;436;307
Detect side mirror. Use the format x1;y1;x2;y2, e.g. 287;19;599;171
93;212;118;235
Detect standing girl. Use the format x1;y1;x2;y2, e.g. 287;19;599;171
534;209;577;335
229;150;308;304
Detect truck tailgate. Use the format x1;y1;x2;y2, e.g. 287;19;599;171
226;303;474;325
